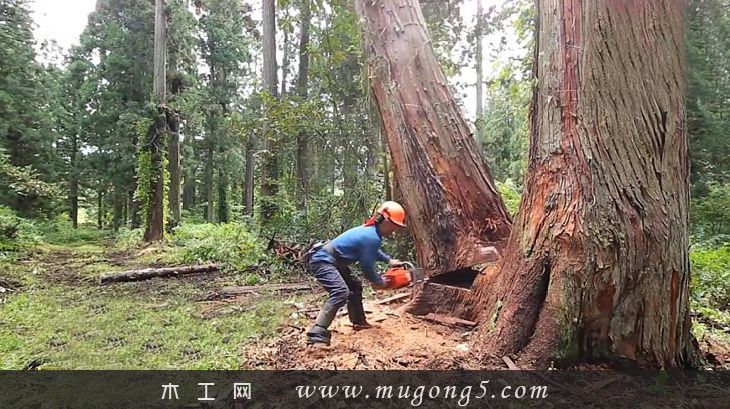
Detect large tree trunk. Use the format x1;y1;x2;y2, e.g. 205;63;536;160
470;0;696;368
295;0;311;210
355;0;512;276
143;0;167;242
260;0;279;223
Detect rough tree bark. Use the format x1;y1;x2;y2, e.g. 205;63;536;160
143;0;167;242
260;0;279;223
354;0;512;275
470;0;696;368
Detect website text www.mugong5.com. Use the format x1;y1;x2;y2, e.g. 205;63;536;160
295;380;548;407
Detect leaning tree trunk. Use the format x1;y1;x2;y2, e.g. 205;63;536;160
355;0;512;276
470;0;696;368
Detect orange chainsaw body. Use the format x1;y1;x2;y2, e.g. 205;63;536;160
383;263;424;289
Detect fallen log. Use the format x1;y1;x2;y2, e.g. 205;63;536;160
205;283;314;300
422;313;477;329
99;263;222;284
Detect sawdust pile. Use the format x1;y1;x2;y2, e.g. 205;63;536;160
243;294;482;370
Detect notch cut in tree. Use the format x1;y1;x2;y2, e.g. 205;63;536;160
469;0;696;368
354;0;512;277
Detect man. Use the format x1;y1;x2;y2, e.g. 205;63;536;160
304;201;408;345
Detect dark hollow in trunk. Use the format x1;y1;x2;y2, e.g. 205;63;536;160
428;267;479;289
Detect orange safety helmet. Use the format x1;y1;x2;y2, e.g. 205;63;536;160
376;201;407;227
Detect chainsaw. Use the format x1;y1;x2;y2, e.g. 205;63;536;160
383;261;426;290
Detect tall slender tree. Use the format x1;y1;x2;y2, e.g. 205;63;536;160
295;0;312;209
260;0;279;223
142;0;168;241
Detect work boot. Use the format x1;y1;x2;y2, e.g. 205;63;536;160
307;303;338;345
306;325;331;345
347;293;372;330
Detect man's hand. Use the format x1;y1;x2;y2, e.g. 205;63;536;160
372;276;391;290
388;259;405;267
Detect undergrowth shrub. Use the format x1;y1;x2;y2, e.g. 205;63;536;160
114;228;143;251
0;206;42;259
690;241;730;311
39;215;108;244
170;223;265;273
496;179;522;216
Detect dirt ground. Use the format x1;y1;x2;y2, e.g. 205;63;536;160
242;292;486;370
242;288;730;371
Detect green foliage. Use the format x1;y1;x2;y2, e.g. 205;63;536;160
113;227;143;251
480;64;530;184
0;206;42;257
496;179;522;216
169;223;265;274
692;182;730;236
0;148;62;217
38;217;108;245
690;242;730;310
687;0;730;187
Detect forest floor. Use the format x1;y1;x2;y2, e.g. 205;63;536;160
1;234;729;370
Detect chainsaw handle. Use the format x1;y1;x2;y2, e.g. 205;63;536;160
392;261;414;269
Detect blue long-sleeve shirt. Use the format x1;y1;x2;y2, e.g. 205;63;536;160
310;225;391;285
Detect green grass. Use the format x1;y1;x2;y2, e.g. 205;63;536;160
0;282;289;369
0;229;293;369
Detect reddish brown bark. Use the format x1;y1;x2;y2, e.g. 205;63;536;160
470;0;696;368
354;0;512;276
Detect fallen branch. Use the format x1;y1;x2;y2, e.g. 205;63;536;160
375;293;411;305
99;263;222;284
205;283;314;300
502;356;519;370
422;313;477;328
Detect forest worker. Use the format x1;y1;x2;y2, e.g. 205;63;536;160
303;201;408;345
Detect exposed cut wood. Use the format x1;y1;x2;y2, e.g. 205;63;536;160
205;283;314;300
99;263;221;284
407;281;474;319
422;313;477;329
